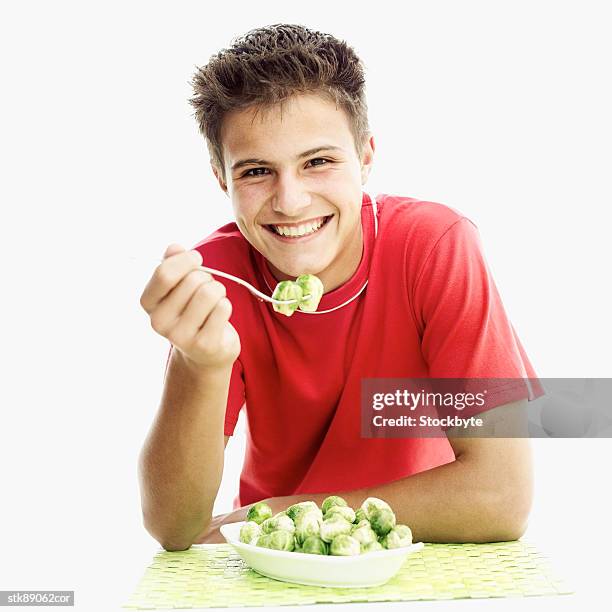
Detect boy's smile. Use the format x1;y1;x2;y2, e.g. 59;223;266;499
264;213;333;241
215;93;374;292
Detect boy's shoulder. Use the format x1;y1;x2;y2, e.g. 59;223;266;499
378;193;466;229
377;193;471;249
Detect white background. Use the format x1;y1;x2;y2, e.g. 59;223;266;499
1;0;610;610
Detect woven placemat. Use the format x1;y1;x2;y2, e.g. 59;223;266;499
124;541;572;609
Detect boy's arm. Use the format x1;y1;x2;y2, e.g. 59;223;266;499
286;400;533;543
200;400;532;543
138;244;241;552
138;351;232;551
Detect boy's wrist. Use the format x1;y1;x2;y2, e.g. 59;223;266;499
171;347;234;378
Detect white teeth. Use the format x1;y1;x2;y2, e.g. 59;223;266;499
272;217;327;237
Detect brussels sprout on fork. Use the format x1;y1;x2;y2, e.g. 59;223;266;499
272;274;324;316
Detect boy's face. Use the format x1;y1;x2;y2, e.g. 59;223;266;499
215;93;374;291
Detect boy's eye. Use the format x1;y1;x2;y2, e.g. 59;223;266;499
243;167;269;177
307;158;329;167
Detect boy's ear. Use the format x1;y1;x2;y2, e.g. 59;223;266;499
360;135;375;184
211;163;229;195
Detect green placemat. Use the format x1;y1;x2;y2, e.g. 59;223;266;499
124;541;572;609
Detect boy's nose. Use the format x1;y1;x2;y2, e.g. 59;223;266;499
271;174;311;217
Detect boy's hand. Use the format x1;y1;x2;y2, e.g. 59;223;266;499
195;497;289;544
195;506;250;543
140;244;241;370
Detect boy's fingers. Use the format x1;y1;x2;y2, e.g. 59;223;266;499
149;269;214;332
194;297;233;350
173;280;226;339
140;248;204;312
163;243;186;259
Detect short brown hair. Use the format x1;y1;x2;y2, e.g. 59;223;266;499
189;24;370;180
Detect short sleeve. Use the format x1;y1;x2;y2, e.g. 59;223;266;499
412;217;542;403
164;344;246;436
224;357;246;436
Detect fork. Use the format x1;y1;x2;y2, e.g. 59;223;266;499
197;265;311;305
131;257;310;305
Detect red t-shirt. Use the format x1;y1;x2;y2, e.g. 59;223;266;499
186;193;539;507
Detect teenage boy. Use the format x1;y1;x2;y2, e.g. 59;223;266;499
138;24;538;551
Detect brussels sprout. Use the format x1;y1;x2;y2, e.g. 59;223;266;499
261;513;296;535
255;533;272;548
354;508;367;524
319;517;353;543
321;496;348;515
246;501;273;525
350;522;378;546
330;534;361;556
286;501;322;522
296;274;324;312
381;524;413;549
325;505;356;523
369;507;396;537
360;497;392;521
260;517;275;534
272;281;303;317
294;511;322;545
239;521;262;545
361;540;384;553
350;519;371;533
301;535;329;555
267;529;295;551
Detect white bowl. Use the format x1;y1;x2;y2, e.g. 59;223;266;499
220;521;424;588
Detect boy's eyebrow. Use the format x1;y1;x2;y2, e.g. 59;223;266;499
231;145;343;171
299;145;343;158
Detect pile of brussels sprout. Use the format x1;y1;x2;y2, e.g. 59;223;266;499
238;496;413;556
272;274;324;316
